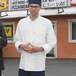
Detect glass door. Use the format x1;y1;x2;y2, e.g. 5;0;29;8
46;21;57;58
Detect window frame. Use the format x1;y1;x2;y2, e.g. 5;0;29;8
68;19;76;43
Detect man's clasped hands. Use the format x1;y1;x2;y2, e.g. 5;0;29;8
19;43;44;54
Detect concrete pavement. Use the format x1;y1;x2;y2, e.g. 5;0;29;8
2;58;76;76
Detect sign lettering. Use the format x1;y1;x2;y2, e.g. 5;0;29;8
4;27;12;37
42;0;67;8
70;0;76;6
9;0;28;11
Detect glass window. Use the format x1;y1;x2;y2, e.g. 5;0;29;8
68;19;76;43
2;22;15;43
72;22;76;40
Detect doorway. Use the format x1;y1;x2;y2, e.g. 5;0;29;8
46;21;57;58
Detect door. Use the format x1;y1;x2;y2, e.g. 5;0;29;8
46;21;57;58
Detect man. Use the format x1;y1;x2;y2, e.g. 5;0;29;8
0;22;7;76
14;0;56;76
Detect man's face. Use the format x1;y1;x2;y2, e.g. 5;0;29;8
28;4;41;16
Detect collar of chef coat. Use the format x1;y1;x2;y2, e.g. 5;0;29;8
27;15;41;23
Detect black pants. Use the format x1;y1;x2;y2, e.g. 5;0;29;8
0;71;1;76
18;69;45;76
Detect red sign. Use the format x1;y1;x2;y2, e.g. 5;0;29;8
70;0;76;6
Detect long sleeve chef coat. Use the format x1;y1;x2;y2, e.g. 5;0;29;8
14;15;56;71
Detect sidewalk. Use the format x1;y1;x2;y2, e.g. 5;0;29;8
2;58;76;76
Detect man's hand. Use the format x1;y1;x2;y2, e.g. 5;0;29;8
19;43;44;54
29;43;44;53
19;43;32;53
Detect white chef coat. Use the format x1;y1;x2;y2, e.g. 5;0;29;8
14;15;56;71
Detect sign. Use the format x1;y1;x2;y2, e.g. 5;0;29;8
9;0;28;11
4;25;13;38
42;0;67;8
0;0;8;12
70;0;76;6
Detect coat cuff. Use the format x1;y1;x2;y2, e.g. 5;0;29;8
15;41;22;53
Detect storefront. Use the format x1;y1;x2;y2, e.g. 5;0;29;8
0;0;76;58
0;12;76;59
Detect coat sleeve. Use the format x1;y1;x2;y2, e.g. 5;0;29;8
0;22;7;49
14;21;23;53
42;21;57;54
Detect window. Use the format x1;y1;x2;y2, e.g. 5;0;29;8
68;19;76;43
2;22;15;43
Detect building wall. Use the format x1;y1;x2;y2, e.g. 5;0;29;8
46;15;76;58
1;15;76;58
0;18;21;58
